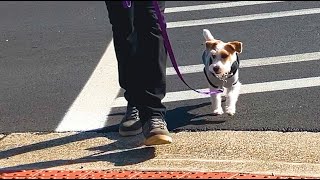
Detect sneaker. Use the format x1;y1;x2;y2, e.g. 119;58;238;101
143;117;172;146
119;105;142;136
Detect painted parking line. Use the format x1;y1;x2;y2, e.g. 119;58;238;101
112;76;320;108
165;1;283;13
55;40;120;132
166;52;320;75
167;8;320;28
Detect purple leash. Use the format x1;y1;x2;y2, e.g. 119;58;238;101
123;1;223;95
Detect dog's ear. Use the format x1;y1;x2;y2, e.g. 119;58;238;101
203;29;215;41
225;41;243;54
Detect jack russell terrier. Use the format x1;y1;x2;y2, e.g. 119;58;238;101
202;29;243;116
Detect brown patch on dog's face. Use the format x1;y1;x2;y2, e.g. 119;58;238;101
218;49;232;64
205;40;222;50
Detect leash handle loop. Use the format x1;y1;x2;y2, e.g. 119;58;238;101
122;1;131;8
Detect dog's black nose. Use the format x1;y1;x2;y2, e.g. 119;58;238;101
213;65;220;73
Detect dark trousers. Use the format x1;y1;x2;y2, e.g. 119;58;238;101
105;1;167;121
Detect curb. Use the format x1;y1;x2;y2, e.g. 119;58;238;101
0;170;318;179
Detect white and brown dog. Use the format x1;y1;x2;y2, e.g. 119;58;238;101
202;29;243;116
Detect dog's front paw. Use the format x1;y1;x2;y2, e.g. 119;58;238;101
213;108;224;116
226;106;236;116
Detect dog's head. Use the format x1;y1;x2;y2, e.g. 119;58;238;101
202;29;243;78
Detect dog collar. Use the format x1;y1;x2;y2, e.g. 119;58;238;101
229;54;240;77
204;67;239;89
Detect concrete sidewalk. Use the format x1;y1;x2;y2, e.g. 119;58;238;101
1;131;320;178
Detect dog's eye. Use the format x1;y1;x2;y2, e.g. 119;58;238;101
209;55;216;64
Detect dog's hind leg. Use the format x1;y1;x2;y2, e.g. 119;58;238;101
225;82;241;116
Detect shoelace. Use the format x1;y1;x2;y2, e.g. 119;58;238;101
150;118;166;129
126;107;139;120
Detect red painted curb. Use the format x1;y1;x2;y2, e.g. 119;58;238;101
0;170;318;179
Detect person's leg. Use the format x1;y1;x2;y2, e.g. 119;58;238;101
105;1;142;136
105;1;134;91
128;1;172;145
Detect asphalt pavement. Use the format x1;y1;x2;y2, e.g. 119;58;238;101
1;1;320;178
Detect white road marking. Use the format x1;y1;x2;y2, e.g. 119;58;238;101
55;40;121;132
167;8;320;28
112;77;320;108
166;52;320;75
165;1;283;13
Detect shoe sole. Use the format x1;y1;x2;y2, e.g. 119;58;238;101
144;135;172;146
119;127;142;137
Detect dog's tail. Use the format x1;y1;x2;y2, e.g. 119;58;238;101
203;29;215;41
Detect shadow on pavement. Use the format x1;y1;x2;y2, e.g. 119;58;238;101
0;102;226;170
0;132;154;170
166;102;226;132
